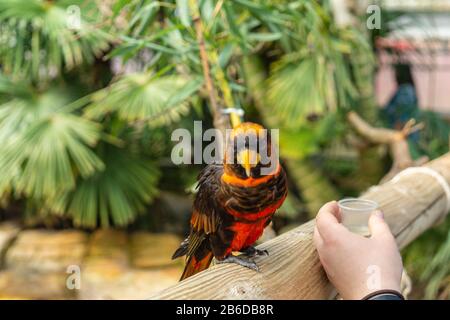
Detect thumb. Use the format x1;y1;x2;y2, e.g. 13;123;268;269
369;210;393;240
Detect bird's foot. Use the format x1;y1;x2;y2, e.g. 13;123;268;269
242;246;269;258
216;255;259;272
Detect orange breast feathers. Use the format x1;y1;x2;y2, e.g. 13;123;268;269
223;194;286;255
226;218;269;254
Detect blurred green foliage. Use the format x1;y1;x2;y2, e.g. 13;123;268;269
0;0;372;228
0;0;449;298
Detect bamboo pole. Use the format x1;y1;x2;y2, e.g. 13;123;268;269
190;0;241;130
191;5;227;132
151;153;450;300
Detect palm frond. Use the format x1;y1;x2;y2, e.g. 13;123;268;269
0;84;104;199
0;0;111;81
85;73;203;127
267;48;360;128
49;145;160;228
267;57;327;126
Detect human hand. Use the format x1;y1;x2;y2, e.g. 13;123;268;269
313;201;403;300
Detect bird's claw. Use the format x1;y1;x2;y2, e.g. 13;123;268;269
242;246;269;257
216;255;259;272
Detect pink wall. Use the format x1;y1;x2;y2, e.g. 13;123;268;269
375;51;450;115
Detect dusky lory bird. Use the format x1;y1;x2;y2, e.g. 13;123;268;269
172;122;287;281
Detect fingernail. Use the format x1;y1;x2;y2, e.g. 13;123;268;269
374;210;384;219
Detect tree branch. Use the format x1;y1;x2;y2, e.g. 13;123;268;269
191;5;228;132
347;111;428;183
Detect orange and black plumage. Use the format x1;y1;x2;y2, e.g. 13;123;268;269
172;122;287;281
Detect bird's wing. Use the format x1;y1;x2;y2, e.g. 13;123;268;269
172;164;223;259
191;164;223;234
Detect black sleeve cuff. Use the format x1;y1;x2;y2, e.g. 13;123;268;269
362;290;405;300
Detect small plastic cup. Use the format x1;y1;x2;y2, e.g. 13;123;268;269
338;198;378;236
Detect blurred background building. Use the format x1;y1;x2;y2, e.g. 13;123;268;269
375;0;450;119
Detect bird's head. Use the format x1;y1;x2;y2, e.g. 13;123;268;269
223;122;278;180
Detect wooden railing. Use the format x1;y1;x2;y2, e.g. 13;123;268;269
151;153;450;299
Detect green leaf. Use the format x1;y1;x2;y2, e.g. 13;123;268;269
0;86;104;199
247;32;282;42
268;57;326;127
128;1;159;36
176;0;191;27
223;1;250;52
112;0;131;17
218;43;235;68
200;0;214;21
51;145;160;228
279;128;318;160
0;0;111;81
85;73;203;126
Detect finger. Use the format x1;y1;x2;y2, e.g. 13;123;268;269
313;225;324;249
316;200;340;223
369;210;393;240
315;201;346;241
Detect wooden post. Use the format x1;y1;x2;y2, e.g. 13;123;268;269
151;153;450;299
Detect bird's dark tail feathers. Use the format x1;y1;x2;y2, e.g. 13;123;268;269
172;236;214;281
179;251;214;281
